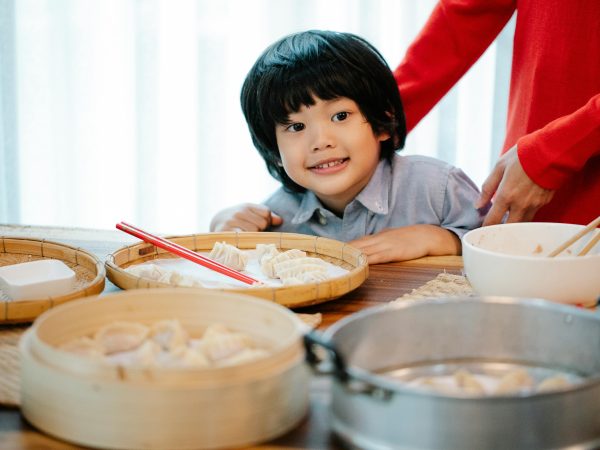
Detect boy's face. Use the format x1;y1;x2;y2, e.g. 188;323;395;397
275;96;389;214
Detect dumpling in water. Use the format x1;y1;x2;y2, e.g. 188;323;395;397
454;369;485;394
209;242;248;271
94;321;150;354
150;319;188;351
261;248;306;278
536;375;570;392
494;368;534;394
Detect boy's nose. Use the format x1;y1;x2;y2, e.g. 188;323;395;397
310;124;336;151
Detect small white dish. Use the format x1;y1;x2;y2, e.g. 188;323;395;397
0;259;76;301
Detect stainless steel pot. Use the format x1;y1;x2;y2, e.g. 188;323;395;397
304;297;600;450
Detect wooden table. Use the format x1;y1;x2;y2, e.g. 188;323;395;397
0;225;463;450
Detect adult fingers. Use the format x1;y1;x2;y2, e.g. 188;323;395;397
476;164;503;210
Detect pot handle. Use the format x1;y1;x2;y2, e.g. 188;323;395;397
303;331;394;401
303;331;349;383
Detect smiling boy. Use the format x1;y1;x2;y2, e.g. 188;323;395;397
210;30;485;263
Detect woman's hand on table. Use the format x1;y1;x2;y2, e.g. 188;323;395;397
209;203;282;232
349;225;461;264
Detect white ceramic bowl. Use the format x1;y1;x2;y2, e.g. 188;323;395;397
462;223;600;304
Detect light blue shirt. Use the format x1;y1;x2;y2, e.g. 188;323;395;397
264;153;484;241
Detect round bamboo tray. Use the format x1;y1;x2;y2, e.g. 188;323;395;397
105;231;369;308
20;288;309;450
0;237;105;323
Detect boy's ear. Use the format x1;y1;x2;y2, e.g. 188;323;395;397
377;131;391;142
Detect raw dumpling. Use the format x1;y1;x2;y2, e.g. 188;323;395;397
261;249;307;278
217;348;270;366
256;243;279;262
60;336;105;359
274;256;327;280
197;326;255;362
151;319;189;351
209;242;248;271
94;321;150;354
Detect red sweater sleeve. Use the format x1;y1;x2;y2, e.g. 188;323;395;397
517;93;600;190
394;0;516;131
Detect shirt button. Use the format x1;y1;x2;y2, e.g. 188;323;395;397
319;215;327;226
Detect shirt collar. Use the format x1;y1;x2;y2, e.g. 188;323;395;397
290;159;392;223
354;159;390;215
291;190;323;224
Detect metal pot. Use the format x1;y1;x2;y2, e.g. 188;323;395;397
305;297;600;450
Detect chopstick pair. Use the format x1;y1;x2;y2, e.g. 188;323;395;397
116;222;259;285
548;215;600;257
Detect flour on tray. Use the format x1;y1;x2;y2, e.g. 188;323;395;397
124;242;348;289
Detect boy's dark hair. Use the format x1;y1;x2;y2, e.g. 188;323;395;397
241;30;407;193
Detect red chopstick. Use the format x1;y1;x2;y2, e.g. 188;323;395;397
116;222;259;285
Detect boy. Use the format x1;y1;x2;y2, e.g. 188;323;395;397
211;30;485;263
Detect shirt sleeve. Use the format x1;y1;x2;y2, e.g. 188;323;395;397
441;166;485;238
517;93;600;190
394;0;516;131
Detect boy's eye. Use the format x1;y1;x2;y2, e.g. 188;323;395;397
332;112;348;122
286;123;305;132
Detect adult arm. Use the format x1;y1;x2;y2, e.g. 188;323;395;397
478;93;600;224
395;0;515;131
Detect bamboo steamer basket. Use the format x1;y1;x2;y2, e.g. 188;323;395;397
0;236;105;323
19;288;309;450
105;231;369;308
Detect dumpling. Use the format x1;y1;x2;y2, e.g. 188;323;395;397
209;242;248;271
454;369;485;394
494;368;534;394
158;346;211;368
256;243;279;262
150;319;188;351
105;340;161;367
196;327;255;362
261;249;307;278
94;321;150;354
536;375;570;392
274;256;327;280
217;348;270;366
60;336;105;359
125;263;167;280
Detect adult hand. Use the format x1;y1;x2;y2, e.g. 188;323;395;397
475;146;555;226
209;203;282;232
349;225;460;264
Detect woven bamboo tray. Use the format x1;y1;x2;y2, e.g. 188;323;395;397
106;232;368;308
0;237;105;323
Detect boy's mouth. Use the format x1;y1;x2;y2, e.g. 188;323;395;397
309;158;349;170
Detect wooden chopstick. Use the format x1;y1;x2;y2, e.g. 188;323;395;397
116;222;259;285
548;215;600;257
578;231;600;256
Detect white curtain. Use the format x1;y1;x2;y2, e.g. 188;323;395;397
0;0;514;234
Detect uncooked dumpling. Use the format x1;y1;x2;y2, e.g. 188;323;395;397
94;321;150;354
261;249;306;278
209;242;248;271
151;319;189;351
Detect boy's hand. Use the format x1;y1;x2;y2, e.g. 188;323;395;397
348;225;461;264
210;203;282;232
